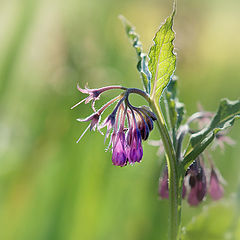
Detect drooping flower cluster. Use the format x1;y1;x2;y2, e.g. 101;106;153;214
72;85;156;166
158;105;231;206
159;156;224;206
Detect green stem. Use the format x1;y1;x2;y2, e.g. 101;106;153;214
126;87;183;239
150;99;180;240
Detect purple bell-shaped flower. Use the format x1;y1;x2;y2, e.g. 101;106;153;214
112;131;127;167
127;128;143;164
208;167;224;200
187;160;207;206
159;168;169;199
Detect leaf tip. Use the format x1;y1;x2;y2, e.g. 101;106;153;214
118;14;125;23
173;0;177;14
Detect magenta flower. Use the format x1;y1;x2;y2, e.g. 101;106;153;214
138;117;149;141
77;112;100;130
101;114;116;142
159;168;169;199
208;167;224;200
72;85;156;166
187;159;207;206
71;85;126;111
212;133;236;151
112;131;127;167
127;128;143;164
159;167;186;199
182;182;186;199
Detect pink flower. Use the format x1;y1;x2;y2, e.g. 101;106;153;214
208;168;224;200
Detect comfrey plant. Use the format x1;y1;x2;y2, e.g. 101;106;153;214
72;4;240;240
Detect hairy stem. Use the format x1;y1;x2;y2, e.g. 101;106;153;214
150;99;180;240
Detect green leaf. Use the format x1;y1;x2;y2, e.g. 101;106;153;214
165;77;185;129
181;201;234;240
148;8;176;100
120;15;151;93
183;98;240;168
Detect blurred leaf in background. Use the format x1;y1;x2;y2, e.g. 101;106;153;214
182;200;234;240
0;0;239;240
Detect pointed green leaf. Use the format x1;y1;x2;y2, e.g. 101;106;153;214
183;98;240;168
148;9;176;100
120;16;151;93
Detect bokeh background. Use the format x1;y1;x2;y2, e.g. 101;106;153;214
0;0;240;239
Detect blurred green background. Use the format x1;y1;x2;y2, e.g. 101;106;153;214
0;0;240;239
